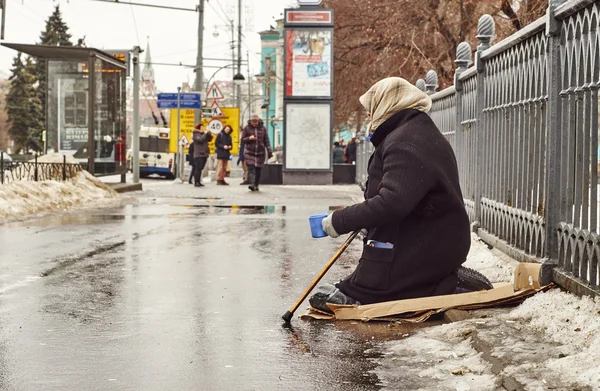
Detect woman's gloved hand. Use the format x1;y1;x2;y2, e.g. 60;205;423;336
322;214;340;238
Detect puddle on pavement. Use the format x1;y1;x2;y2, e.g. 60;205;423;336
172;205;347;215
175;205;286;215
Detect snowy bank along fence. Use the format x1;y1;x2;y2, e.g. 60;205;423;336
1;153;83;185
356;0;600;297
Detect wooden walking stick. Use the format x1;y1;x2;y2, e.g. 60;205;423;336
282;231;360;323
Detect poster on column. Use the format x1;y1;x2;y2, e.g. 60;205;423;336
285;29;333;98
285;103;331;170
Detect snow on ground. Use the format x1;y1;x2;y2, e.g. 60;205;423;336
373;236;600;391
0;170;119;223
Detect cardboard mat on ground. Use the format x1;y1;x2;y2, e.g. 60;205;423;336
300;263;554;322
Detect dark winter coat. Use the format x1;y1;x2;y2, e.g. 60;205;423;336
332;109;471;305
239;139;245;162
241;121;272;168
345;142;357;163
216;131;233;160
192;131;212;158
333;146;345;164
188;143;195;165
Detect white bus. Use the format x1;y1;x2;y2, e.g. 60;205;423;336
138;126;176;179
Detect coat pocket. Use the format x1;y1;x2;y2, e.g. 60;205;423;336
352;245;394;291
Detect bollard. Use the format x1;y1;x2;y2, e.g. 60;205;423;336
34;153;38;182
63;155;67;181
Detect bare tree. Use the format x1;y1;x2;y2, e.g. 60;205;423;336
325;0;546;128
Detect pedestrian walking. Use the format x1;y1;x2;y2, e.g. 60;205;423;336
333;142;345;163
216;125;233;186
192;123;212;187
241;114;272;192
187;142;196;184
314;77;471;310
345;137;357;164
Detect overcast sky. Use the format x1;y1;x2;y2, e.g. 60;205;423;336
0;0;293;91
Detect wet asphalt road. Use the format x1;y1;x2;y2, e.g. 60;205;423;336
0;182;434;390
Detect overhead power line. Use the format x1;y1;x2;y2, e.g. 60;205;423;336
86;0;197;12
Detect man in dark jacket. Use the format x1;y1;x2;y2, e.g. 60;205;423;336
345;138;357;164
192;123;212;187
319;77;471;307
333;142;345;164
216;125;233;185
241;114;272;191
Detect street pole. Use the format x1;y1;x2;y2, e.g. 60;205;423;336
132;46;141;184
232;22;236;103
177;86;182;182
236;0;242;111
247;51;251;124
195;0;205;124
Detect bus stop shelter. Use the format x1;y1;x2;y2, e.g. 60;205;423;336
2;43;128;176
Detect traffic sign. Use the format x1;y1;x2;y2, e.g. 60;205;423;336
207;119;224;134
179;135;189;146
210;101;224;118
206;83;225;100
157;100;201;109
157;92;202;109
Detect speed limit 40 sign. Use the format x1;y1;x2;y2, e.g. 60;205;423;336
207;119;224;134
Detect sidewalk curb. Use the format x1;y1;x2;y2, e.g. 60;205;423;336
107;183;143;193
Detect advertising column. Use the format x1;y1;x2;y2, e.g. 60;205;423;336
283;4;334;185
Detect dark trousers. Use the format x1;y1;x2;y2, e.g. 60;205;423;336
248;165;262;187
194;156;207;185
189;164;196;183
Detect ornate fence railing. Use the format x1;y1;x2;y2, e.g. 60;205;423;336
1;153;83;185
355;0;600;297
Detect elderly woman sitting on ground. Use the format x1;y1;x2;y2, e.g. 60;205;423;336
310;77;476;312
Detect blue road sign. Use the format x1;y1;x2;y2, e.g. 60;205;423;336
157;92;202;110
158;93;202;102
157;93;179;101
179;93;201;101
157;100;201;109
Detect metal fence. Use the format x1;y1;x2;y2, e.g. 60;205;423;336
1;153;83;185
355;0;600;297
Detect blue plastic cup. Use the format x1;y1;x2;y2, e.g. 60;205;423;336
309;214;328;238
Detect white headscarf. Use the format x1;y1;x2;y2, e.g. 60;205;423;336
359;77;432;134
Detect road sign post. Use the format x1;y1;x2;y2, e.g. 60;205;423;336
157;90;204;183
177;87;183;182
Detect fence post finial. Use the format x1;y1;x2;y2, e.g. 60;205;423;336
455;42;472;89
476;14;496;52
416;78;426;92
425;70;438;95
455;42;472;72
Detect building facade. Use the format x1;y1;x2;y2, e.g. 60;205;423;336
258;20;284;148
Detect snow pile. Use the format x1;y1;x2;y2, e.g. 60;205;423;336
463;233;517;283
33;153;80;164
506;290;600;387
376;327;497;390
0;170;118;223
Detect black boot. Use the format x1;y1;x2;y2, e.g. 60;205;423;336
247;170;256;191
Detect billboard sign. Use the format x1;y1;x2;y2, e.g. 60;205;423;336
285;29;332;98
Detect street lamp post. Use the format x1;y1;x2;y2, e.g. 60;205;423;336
242;97;264;123
205;64;246;109
212;21;236;95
